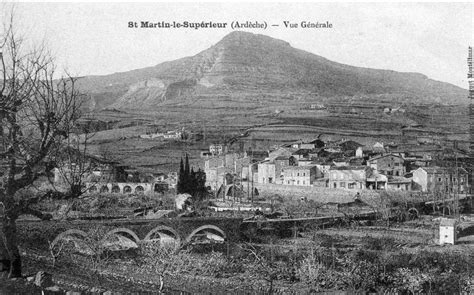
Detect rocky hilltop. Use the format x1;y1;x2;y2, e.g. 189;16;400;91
77;31;468;110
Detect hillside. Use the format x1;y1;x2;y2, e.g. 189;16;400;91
76;31;468;110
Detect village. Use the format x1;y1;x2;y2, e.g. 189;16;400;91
70;135;471;203
201;138;470;196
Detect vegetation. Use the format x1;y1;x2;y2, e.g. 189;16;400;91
177;154;208;201
23;228;472;294
0;10;86;277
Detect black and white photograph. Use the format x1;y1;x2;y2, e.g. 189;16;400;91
0;1;473;294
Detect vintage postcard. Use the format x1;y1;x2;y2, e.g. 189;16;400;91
0;2;472;294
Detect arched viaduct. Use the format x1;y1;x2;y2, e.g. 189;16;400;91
17;217;242;253
85;182;155;195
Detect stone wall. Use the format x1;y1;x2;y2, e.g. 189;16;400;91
254;183;380;203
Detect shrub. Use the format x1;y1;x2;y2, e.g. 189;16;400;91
362;235;396;251
391;267;431;294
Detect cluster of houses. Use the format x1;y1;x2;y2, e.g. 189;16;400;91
139;129;183;140
203;138;471;194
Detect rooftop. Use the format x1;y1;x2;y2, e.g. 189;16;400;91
440;218;457;226
330;165;368;171
282;165;317;171
292;149;312;155
418;166;468;174
368;153;404;162
274;156;289;161
387;176;412;183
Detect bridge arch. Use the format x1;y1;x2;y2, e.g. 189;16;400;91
135;185;144;194
100;185;109;193
144;226;181;248
185;225;226;244
50;229;91;254
102;228;140;243
101;228;140;251
123;185;132;194
111;185;120;193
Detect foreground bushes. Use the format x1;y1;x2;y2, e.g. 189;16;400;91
24;222;474;293
296;246;473;293
130;240;473;293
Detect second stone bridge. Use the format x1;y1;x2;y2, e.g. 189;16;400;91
17;217;242;252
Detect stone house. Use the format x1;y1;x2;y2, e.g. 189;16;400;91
291;149;312;160
329;166;368;190
209;143;227;155
412;166;469;193
339;140;363;155
314;161;332;178
366;169;388;190
386;176;412;191
282;165;318;186
257;161;276;184
204;154;250;188
367;154;405;177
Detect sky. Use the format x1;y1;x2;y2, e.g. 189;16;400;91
7;2;474;89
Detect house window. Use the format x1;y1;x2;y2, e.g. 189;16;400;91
288;181;290;184
340;182;345;188
297;173;300;176
303;172;306;176
303;181;305;185
395;171;399;176
348;183;354;189
297;180;300;185
438;177;442;182
333;183;337;188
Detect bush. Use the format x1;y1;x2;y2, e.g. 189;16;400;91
409;250;472;274
362;235;396;251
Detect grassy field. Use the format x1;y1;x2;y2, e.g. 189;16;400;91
76;95;471;175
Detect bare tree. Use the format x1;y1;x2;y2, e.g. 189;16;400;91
0;10;85;277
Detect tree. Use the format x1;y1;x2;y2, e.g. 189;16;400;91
184;153;190;193
177;157;186;194
176;154;209;200
0;10;84;277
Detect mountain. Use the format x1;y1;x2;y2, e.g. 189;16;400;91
77;31;468;110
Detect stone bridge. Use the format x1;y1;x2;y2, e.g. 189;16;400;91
85;182;155;195
17;217;242;252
